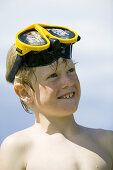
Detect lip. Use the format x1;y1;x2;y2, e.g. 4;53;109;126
57;91;75;99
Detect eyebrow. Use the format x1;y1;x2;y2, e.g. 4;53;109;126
41;61;75;78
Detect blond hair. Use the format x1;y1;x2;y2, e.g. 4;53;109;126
6;44;36;112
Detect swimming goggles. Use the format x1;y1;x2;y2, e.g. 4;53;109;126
8;23;81;82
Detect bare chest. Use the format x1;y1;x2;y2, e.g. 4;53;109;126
26;138;112;170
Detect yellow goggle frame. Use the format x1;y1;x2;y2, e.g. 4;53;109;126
16;23;79;56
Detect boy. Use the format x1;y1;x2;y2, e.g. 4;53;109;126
0;23;113;170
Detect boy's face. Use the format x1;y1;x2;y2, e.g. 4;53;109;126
32;58;81;117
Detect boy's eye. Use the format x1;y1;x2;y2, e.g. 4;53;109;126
48;73;57;79
68;68;75;73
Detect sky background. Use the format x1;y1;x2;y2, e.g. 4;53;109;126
0;0;113;144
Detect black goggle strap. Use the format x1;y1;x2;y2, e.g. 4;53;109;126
8;54;23;83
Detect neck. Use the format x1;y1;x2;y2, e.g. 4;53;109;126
35;113;80;138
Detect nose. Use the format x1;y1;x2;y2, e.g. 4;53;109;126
61;74;75;89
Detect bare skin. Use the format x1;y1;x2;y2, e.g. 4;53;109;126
1;58;113;170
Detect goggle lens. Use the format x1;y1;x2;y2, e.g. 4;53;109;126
18;30;47;46
44;27;75;39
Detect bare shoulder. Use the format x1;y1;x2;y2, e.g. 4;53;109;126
82;126;113;158
95;128;113;157
0;126;34;170
1;126;34;151
91;128;113;148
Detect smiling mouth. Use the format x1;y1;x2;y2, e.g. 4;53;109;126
58;92;75;99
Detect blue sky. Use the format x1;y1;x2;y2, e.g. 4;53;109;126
0;0;113;144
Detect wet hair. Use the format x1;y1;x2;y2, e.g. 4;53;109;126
6;44;70;113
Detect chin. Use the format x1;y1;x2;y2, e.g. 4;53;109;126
65;107;78;115
54;105;79;117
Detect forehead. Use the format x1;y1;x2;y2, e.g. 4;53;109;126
35;58;74;77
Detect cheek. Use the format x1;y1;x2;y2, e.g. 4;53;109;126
73;75;81;97
37;84;57;104
77;78;81;98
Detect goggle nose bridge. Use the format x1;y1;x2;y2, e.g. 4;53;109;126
49;38;61;52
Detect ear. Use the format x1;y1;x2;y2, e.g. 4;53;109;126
14;83;34;104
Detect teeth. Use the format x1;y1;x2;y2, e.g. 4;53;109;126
62;92;74;99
